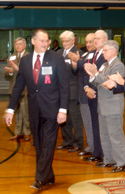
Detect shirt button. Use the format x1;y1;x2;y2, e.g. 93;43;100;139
36;90;38;92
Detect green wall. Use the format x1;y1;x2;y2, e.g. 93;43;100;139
0;8;101;28
1;8;125;29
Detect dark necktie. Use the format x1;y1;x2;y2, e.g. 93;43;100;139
92;51;99;63
18;54;21;64
33;54;41;84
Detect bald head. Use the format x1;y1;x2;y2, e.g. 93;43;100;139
85;33;95;52
94;30;108;51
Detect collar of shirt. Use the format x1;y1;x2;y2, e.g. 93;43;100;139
18;50;25;58
64;44;75;55
33;51;45;69
96;48;103;61
109;56;117;65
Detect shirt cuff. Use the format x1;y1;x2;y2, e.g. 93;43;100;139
5;108;14;114
89;76;95;82
84;85;89;90
9;73;13;76
59;108;67;114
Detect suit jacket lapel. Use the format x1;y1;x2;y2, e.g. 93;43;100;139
37;50;51;85
26;52;34;83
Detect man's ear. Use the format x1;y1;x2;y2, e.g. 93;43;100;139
31;38;34;46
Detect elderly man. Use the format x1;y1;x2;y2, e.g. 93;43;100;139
73;30;107;161
57;30;84;152
5;37;30;141
67;33;95;156
80;30;108;162
84;40;125;173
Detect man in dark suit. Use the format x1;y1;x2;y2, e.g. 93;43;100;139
57;30;84;152
4;29;69;191
52;39;61;51
83;30;108;162
67;33;95;156
5;37;30;141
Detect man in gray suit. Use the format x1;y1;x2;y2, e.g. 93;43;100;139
84;40;125;172
5;37;30;141
57;30;84;152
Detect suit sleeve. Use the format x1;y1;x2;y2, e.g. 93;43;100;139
8;59;26;110
113;82;125;93
94;62;125;85
57;56;70;109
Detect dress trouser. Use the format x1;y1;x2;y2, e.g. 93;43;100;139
61;99;84;150
99;113;125;166
15;93;30;136
88;98;103;158
80;103;93;153
31;113;59;184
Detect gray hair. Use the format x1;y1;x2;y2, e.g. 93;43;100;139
59;30;75;40
14;37;26;44
95;30;108;40
102;40;119;52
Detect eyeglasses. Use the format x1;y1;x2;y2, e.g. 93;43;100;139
103;48;113;52
61;39;72;43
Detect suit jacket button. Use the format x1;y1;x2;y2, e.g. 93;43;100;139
36;90;38;92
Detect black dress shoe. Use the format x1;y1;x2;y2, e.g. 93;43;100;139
68;146;81;152
30;180;42;190
96;161;116;167
77;151;92;156
56;145;72;150
83;156;102;161
111;165;125;173
43;178;55;186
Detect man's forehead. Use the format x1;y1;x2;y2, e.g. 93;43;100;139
95;32;103;38
37;32;48;38
15;40;24;44
61;37;71;40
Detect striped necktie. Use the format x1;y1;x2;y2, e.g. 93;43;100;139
92;51;99;63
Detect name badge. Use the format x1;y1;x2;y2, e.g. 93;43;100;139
87;53;94;59
42;66;52;75
99;65;105;72
65;59;71;64
9;56;16;61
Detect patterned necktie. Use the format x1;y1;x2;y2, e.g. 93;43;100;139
104;62;109;73
92;51;99;63
33;55;41;84
63;50;67;57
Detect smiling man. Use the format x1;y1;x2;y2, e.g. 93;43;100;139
4;29;70;190
5;37;30;141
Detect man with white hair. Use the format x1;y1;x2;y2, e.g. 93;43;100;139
57;30;84;152
84;40;125;172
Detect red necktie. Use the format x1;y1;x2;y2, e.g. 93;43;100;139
33;54;41;84
92;51;99;63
